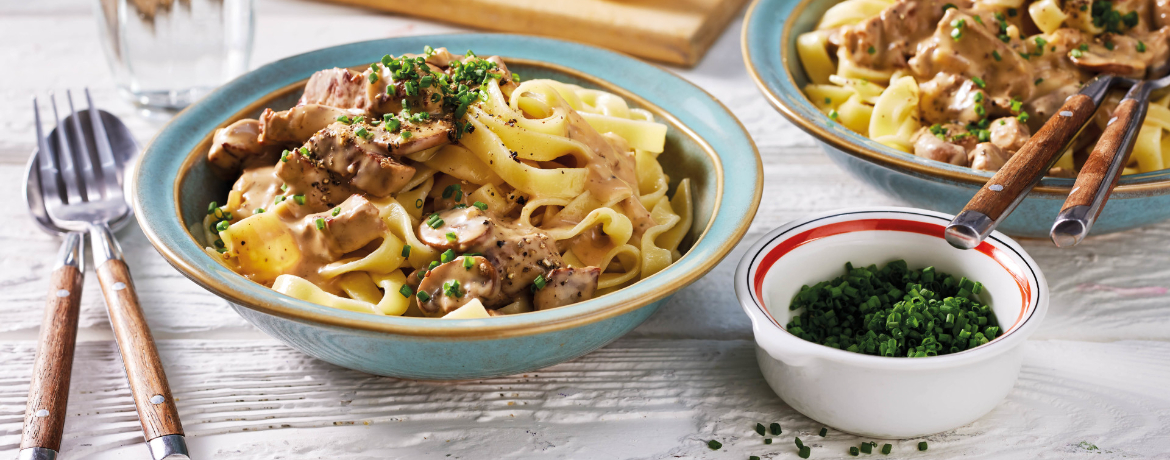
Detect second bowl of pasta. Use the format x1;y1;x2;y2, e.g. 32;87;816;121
743;0;1170;238
133;34;762;379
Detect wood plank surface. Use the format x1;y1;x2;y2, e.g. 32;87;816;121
317;0;750;66
1;339;1169;459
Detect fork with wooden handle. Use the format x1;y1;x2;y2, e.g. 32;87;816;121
1050;76;1170;247
945;75;1121;249
27;91;189;460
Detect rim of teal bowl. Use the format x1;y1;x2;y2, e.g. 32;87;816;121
742;0;1170;192
132;33;763;338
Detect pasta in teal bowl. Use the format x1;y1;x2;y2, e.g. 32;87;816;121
743;0;1170;238
131;34;761;379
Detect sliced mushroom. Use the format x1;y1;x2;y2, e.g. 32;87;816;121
208;119;266;176
989;116;1031;155
419;206;566;299
968;143;1009;172
532;267;601;311
913;128;968;166
416;256;500;317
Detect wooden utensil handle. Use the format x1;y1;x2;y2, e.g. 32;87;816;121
20;233;84;452
96;258;184;441
1062;98;1143;214
964;94;1097;221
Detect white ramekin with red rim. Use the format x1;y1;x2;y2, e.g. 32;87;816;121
735;207;1049;439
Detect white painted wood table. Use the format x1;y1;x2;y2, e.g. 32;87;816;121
3;1;1170;458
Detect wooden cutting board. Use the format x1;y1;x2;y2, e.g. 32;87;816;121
318;0;750;66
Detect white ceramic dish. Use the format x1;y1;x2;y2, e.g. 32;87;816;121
734;207;1048;439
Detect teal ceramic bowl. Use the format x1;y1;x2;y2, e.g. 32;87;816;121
132;34;762;380
742;0;1170;238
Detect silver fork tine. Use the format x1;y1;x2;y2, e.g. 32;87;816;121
50;94;84;204
85;88;123;197
67;90;104;201
33;97;64;211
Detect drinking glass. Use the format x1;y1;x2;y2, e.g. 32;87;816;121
95;0;255;110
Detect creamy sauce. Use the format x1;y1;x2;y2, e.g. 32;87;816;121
834;0;1170;173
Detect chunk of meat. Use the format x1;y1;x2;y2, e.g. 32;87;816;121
968;143;1009;171
300;68;372;112
276;122;416;204
419;206;571;302
913;128;969;166
208;119;265;175
909;9;1034;122
416;256;500;317
532;267;601;311
836;0;970;72
1069;28;1170;78
990;116;1031;154
273;148;354;211
291;194;386;260
259;104;364;145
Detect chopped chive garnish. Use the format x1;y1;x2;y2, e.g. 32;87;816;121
441;249;456;263
861;443;872;454
442;184;462;199
707;440;721;450
215;220;229;232
1007;7;1016;16
300;146;310;157
750;457;760;460
1018;111;1030;123
207;201;218;214
368;72;379;84
820;427;828;437
254;208;265;214
1035;78;1044;85
416;290;431;302
991;50;1001;61
918;442;928;451
473;201;488;211
1138;41;1147;52
770;423;781;435
829;109;839;121
533;274;547;290
402;131;413;139
275;196;286;204
281;183;288;192
942;3;956;10
415;198;424;209
1071;49;1084;58
796;437;804;449
399;284;413;297
332;207;341;217
427;260;439;272
463;256;474;269
755;423;766;436
401;245;411;258
881;443;892;455
355;127;370;139
799;446;811;459
764;438;772;445
446;232;458;242
971;76;986;88
428;217;445;228
293;195;306;205
850;446;859;456
315;218;325;230
443;279;464;298
280;150;290;162
1104;41;1115;51
867;46;875;54
337;115;352;124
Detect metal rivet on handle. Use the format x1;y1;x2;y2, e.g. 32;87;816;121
989;184;1004;191
150;394;165;405
56;289;69;298
35;409;50;418
112;282;126;291
1059;111;1073;117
